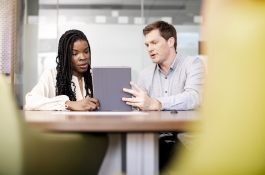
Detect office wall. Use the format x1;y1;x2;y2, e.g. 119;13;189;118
23;23;199;104
23;0;202;98
23;24;38;104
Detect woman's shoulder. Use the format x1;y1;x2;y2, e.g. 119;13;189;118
42;68;57;76
40;68;57;81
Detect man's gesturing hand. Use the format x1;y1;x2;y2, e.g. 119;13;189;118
122;82;161;111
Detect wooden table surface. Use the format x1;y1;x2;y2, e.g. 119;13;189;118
22;110;201;132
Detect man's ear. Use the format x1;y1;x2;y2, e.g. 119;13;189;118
167;37;175;48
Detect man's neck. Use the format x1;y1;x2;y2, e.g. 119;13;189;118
159;52;177;74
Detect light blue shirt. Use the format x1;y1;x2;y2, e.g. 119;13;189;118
138;54;205;110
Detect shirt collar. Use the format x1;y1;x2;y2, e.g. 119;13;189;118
157;54;179;72
170;54;179;70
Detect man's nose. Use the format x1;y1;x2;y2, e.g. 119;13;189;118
147;45;153;52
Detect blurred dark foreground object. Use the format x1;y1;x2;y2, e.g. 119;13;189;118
165;1;265;175
0;74;109;175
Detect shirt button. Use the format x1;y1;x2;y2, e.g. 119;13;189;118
165;77;167;79
165;91;167;93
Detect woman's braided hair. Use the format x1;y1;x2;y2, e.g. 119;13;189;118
55;29;93;101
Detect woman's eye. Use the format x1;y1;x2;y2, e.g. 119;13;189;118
72;53;77;56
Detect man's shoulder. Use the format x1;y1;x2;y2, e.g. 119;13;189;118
181;54;201;63
179;54;204;68
141;64;156;74
178;55;206;76
138;64;156;84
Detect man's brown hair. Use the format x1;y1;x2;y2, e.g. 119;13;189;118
143;21;177;51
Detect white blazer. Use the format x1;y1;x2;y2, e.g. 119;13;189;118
24;68;88;110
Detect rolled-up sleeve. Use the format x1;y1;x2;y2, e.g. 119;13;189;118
25;93;69;110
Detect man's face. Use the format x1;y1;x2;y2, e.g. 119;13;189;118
144;29;171;64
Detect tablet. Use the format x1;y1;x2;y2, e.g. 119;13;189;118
92;66;132;111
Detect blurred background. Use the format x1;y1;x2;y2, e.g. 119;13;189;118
0;0;203;108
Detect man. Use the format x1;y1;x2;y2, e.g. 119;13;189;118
122;21;205;171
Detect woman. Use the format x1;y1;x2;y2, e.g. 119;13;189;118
25;29;99;111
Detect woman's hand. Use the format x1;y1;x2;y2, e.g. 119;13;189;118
65;98;99;111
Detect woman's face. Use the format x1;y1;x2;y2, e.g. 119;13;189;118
71;39;90;77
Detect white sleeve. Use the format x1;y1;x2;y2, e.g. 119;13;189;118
24;70;70;110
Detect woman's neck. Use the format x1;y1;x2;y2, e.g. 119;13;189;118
72;72;83;81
